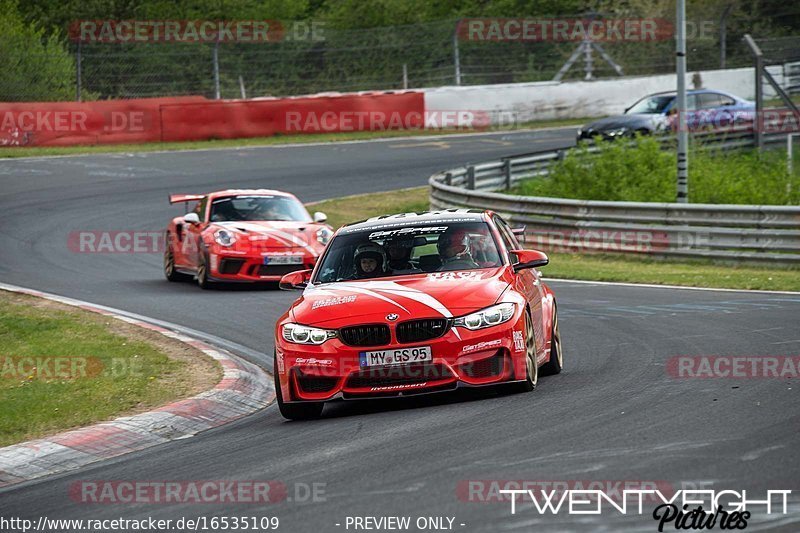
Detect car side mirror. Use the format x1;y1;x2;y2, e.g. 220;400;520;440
313;211;327;223
183;212;200;224
510;249;549;272
279;269;312;290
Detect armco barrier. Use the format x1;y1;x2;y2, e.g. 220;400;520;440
0;91;424;147
429;133;800;264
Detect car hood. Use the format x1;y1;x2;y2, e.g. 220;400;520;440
583;113;665;132
210;220;322;251
292;268;512;327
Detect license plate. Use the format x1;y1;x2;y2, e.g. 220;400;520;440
359;346;432;368
263;254;303;265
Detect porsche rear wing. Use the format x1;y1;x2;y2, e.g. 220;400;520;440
169;194;204;205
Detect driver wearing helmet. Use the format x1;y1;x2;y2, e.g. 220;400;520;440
353;243;387;279
437;227;479;271
386;235;420;274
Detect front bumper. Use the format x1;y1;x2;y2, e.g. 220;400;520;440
208;251;317;282
275;319;527;403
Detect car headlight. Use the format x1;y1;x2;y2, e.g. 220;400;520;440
214;229;236;247
605;127;628;137
316;227;333;246
453;303;515;330
282;323;336;345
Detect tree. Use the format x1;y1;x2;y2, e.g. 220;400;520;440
0;0;75;101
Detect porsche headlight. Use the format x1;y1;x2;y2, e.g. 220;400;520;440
282;323;336;345
214;229;236;247
316;227;333;246
453;303;515;330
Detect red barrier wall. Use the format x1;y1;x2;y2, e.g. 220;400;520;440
0;92;425;147
0;97;205;147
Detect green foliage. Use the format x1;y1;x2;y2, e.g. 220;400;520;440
0;0;75;101
7;0;800;100
512;137;800;205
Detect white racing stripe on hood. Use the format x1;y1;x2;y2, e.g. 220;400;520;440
311;280;453;318
312;282;411;314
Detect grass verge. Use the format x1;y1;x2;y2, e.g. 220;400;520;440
0;290;221;447
0;117;586;159
310;188;800;292
511;136;800;205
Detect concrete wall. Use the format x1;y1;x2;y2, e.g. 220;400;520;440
423;66;783;124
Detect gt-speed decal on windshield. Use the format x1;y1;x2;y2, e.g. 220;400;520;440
340;217;475;234
368;226;448;240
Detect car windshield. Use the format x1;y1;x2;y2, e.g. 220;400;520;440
314;220;503;283
209;195;310;222
626;95;674;114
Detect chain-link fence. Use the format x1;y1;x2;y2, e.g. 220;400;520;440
3;17;798;102
755;36;800;94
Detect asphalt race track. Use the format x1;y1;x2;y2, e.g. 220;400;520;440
1;128;799;532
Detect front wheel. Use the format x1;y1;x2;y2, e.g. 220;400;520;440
274;354;324;421
540;306;563;376
514;309;538;393
196;250;215;290
164;236;191;282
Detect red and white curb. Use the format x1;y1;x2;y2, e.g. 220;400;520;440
0;283;274;488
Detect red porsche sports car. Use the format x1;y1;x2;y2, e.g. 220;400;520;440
164;189;333;289
274;209;563;420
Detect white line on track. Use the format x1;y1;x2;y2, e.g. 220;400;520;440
545;277;800;295
0;125;577;162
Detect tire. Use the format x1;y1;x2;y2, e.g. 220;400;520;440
514;309;538;393
274;353;324;421
163;236;191;282
196;249;215;290
540;305;563;376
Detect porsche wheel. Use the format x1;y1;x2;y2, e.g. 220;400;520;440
274;353;323;421
196;251;215;290
515;309;538;392
540;306;563;376
164;236;191;282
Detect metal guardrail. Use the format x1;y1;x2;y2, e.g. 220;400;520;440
429;130;800;264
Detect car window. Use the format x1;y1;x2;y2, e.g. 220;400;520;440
209;195;311;222
626;95;674;114
315;221;503;283
194;197;208;220
698;93;725;109
493;216;519;254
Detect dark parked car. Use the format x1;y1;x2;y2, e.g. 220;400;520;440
577;89;755;141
